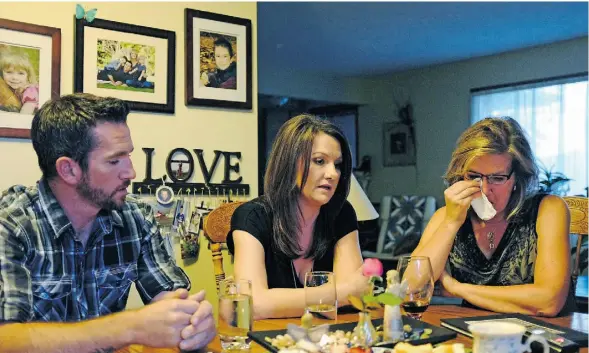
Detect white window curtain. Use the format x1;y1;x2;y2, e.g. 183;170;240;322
471;76;588;196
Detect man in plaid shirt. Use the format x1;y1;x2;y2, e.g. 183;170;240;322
0;93;216;352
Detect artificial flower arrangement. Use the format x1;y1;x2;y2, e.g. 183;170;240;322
346;258;403;349
347;258;402;312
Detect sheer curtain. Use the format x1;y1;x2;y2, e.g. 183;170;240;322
471;76;588;196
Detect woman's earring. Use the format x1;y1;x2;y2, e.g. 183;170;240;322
513;184;517;191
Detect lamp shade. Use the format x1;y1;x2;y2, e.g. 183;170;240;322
347;174;379;221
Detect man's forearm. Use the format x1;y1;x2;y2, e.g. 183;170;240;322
0;310;137;353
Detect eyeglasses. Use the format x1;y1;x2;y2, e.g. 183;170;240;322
464;170;514;185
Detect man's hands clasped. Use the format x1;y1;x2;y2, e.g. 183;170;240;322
134;288;217;350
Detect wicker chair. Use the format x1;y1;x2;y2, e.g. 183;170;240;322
564;196;588;311
203;201;244;292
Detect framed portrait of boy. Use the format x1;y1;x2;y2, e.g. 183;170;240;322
74;17;175;114
0;18;60;139
185;9;252;110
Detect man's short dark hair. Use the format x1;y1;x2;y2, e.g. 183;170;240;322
31;93;130;179
214;37;234;58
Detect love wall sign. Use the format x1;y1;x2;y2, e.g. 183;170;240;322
131;147;249;196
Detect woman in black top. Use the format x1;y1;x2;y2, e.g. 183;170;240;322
228;114;368;319
412;117;571;316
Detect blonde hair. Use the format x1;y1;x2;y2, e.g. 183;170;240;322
0;53;37;92
444;117;539;219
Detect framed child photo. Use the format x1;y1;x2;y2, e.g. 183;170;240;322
75;17;176;114
0;18;61;139
185;9;252;110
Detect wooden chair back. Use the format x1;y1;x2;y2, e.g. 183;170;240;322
564;196;588;283
203;201;244;292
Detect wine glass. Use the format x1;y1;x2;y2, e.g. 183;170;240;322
396;256;434;320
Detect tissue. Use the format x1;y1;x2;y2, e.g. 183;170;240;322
471;179;497;220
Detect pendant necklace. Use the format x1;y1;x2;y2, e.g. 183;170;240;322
487;231;495;249
481;220;506;250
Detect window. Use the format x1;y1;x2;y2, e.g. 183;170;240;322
471;74;588;196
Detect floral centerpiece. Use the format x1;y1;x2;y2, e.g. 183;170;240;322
347;258;402;348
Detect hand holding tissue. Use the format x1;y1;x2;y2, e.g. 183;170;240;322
470;179;496;221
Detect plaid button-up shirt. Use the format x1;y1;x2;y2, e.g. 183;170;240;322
0;179;190;322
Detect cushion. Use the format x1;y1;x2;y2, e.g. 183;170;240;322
384;195;428;256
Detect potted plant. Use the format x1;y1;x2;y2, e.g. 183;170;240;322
538;165;572;196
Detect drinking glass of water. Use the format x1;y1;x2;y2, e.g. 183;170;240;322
396;256;434;320
304;271;337;321
218;278;253;350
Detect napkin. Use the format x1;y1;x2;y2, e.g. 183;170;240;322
470;178;496;221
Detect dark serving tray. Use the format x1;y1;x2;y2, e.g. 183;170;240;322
248;316;457;352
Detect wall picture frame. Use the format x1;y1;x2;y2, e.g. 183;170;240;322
185;9;252;109
0;18;60;139
383;122;416;167
75;17;175;114
156;184;174;206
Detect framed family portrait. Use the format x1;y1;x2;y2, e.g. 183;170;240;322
383;122;416;167
75;17;175;113
0;18;60;139
185;9;252;109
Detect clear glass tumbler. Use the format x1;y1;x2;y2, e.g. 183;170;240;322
218;278;253;351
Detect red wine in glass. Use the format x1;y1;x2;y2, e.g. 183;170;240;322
397;256;435;321
401;300;430;319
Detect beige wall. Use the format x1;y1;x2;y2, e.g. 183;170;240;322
0;2;255;309
356;37;588;205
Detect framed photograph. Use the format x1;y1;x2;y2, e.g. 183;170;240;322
75;17;175;113
383;122;416;166
156;185;174;206
185;9;252;109
0;18;60;139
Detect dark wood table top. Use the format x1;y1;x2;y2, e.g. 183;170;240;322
115;305;588;353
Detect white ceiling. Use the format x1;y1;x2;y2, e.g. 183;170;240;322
258;2;589;76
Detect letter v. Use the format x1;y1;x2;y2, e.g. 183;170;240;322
193;149;222;184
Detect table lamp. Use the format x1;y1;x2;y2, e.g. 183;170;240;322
347;173;379;221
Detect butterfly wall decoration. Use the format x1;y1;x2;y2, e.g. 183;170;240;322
75;4;97;23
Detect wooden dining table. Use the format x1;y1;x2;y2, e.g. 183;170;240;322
116;305;588;353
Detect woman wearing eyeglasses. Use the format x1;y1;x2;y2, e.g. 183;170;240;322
412;117;572;316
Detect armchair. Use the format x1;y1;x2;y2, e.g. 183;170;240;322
362;195;436;265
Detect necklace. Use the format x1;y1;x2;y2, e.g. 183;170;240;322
291;261;299;288
487;231;495;249
476;219;507;250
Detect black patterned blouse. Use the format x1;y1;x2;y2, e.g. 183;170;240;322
447;194;547;286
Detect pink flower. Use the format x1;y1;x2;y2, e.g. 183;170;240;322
363;258;383;277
